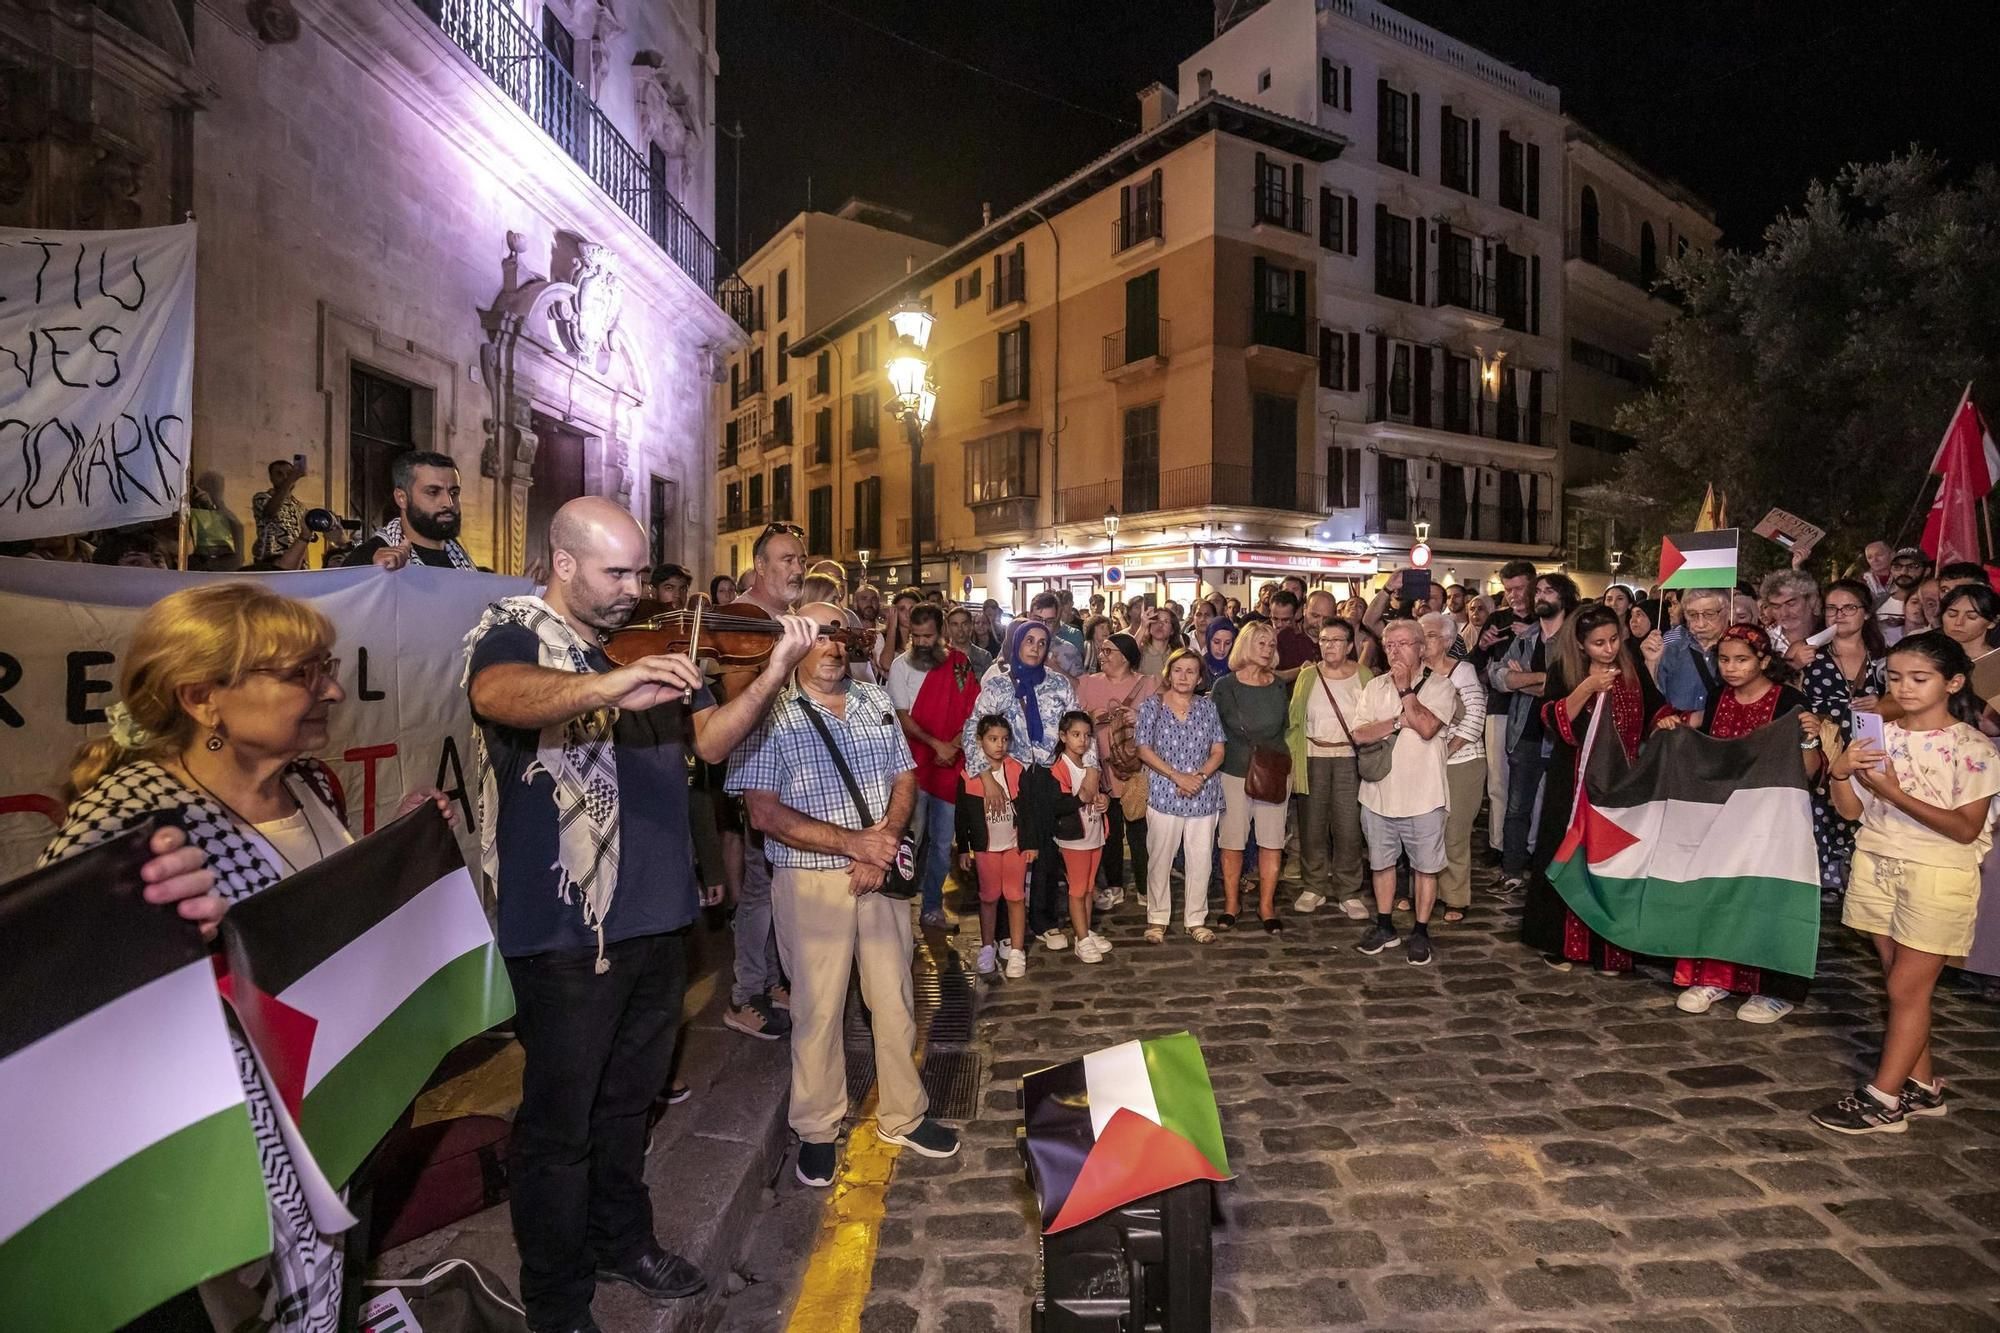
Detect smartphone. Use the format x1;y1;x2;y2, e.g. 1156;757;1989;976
292;452;308;478
1402;569;1431;612
1851;710;1887;764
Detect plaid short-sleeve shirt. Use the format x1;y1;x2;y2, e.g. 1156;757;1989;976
726;679;915;869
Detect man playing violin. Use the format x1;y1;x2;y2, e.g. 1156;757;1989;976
466;497;815;1333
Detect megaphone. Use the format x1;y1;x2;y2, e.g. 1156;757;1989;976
303;509;363;539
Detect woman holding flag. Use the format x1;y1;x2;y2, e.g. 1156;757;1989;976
1521;603;1663;972
1655;625;1819;1022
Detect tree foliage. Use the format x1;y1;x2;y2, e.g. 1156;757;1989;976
1618;151;2000;576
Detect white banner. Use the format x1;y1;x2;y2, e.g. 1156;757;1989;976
0;558;528;880
0;223;197;541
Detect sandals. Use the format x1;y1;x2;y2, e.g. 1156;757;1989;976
1214;913;1237;931
1394;897;1414;912
1442;908;1466;924
1262;917;1284;934
1144;925;1168;945
1188;926;1217;944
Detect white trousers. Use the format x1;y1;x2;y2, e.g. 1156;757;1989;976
1484;713;1510;850
1144;810;1217;928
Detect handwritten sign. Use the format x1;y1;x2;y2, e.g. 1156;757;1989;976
1752;508;1826;558
0;224;197;541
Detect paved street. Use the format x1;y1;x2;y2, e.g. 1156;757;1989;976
842;859;2000;1333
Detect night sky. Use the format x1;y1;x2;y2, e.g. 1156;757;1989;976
715;0;2000;265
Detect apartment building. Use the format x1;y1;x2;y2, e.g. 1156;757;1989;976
1187;0;1570;591
1561;126;1721;577
712;202;945;577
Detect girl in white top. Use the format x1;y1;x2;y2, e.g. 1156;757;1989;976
1816;632;2000;1134
1052;711;1114;963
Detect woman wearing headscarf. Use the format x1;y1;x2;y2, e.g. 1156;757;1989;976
963;618;1088;951
1198;617;1236;693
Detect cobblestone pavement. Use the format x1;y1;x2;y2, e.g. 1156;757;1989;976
855;861;2000;1333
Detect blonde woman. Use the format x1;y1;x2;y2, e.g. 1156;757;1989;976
1210;619;1291;931
39;583;453;1331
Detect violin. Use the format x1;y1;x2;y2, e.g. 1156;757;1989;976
600;595;874;671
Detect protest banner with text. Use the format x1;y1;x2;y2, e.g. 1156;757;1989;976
0;224;197;541
0;558;526;881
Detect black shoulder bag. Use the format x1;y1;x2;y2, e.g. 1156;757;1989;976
795;696;919;899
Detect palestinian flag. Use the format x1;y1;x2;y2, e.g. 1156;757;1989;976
1549;705;1821;977
220;804;513;1188
1658;528;1738;590
0;818;269;1333
1020;1032;1232;1234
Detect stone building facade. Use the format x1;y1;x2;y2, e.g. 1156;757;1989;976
3;0;737;572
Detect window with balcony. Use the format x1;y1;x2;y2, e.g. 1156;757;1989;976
1318;327;1356;391
1118;169;1164;250
1252;154;1306;231
1444;353;1473;433
724;479;743;528
1250;394;1298;510
1121;270;1161;363
1497;365;1521;443
1437;225;1485;312
852;477;881;550
1499;132;1541;218
807;484;833;555
1251;257;1307;352
992;243;1027;309
1496;248;1531;332
964;430;1040;505
773;394;792;444
1328;445;1361;509
1374;206;1414;302
1440;106;1475;194
813;349;831;396
989;322;1031;407
775;333;789;383
747;472;764;519
1376;82;1415;174
1378;455;1410;524
772;464;793;521
776;268;789;321
747;348;764;394
1320;56;1352;111
851;390;879;452
722;417;739;467
1122;405;1160;514
1388;342;1412;419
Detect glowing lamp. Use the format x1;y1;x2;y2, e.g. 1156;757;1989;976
888;301;935;352
887;353;928;402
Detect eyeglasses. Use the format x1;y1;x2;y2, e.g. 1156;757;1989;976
252;654;340;692
1826;603;1868;618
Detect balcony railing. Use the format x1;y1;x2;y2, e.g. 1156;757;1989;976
1102;319;1170;371
1114;208;1164;252
1368;386;1555;447
421;0;721;296
1056;465;1328;522
1436;271;1497;315
1251;183;1311;233
1251;308;1309;354
717;277;758;334
1564;229;1667;295
1369;498;1554;547
981;374;1031;412
720;504;769;534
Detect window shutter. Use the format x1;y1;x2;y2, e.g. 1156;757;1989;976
1151;167;1164;228
1119;183;1131;224
1375;80;1389;160
1373;202;1390;294
1318;326;1335;388
1346;195;1358;256
1255;151;1268;198
1252;255;1268;312
1320;56;1332;104
1319;186;1335;249
1530;255;1542;333
1440;103;1451;184
1342;66;1352;111
730;363;740;409
1347;332;1361;390
1409;93;1420;174
1471;118;1481;196
1528;369;1545;445
1526;143;1542;217
1290;162;1305;228
1437;221;1454;301
1374;334;1388;418
1292;268;1307;323
1013;242;1026;301
1018;319;1031;397
1414;347;1433;428
1414;220;1427;306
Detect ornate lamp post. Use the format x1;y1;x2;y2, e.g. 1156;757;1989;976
886;298;938;590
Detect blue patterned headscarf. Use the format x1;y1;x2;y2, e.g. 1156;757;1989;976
1201;617;1236;681
1006;619;1051;746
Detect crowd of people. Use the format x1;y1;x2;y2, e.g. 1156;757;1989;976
15;480;2000;1332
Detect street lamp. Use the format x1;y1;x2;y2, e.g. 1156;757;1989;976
857;546;872;593
1610;549;1625;577
1103;505;1120;600
887;297;938;591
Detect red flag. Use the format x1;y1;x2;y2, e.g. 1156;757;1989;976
1922;453;1983;568
1929;386;1999;498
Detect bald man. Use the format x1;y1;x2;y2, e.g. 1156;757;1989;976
467;496;815;1332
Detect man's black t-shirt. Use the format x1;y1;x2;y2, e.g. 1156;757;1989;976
341;537;459;569
468;624;713;957
1472;606;1527;710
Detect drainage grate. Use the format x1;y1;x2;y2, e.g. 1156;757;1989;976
919;1047;983;1121
915;964;976;1045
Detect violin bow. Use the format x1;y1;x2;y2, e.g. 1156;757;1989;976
684;599;702;704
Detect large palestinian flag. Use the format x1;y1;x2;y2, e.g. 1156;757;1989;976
220;804;513;1188
1658;528;1738;590
0;818;269;1333
1020;1032;1232;1234
1549;704;1821;976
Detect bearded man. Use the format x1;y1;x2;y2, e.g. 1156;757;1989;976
344;450;477;569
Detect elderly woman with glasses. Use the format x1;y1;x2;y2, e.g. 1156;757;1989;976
40;582;454;1331
1759;568;1856;892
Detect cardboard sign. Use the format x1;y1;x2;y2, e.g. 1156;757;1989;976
1753;508;1825;557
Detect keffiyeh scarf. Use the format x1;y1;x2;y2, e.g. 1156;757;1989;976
462;596;622;971
375;516;475;569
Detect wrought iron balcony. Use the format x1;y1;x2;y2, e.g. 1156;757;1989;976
421;0;722;297
1564;229;1672;298
1102;319;1170;373
1251;183;1311;234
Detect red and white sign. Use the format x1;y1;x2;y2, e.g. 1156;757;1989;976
1409;543;1433;569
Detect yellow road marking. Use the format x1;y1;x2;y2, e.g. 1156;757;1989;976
785;1086;904;1333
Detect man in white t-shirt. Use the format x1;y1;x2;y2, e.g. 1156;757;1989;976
1347;618;1459;966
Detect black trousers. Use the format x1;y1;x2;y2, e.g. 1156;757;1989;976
506;930;688;1325
1103;799;1149;892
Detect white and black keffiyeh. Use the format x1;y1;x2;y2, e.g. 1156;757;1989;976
40;759;348;1333
374;516;475;569
461;595;623;971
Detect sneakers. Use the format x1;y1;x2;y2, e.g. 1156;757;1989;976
1405;932;1433;966
1900;1077;1948;1118
1004;947;1027;979
919;908;954;932
1294;890;1328;914
1355;923;1402;955
976;944;998;974
1338;897;1371;920
1039;929;1070;951
796;1140;838;1187
1500;875;1527;894
1075;935;1106;963
1084;930;1114;952
724;995;789;1040
1736;995;1794;1024
767;984;791;1011
1676;984;1730;1014
1094;886;1125;912
1810;1086;1908;1135
880;1117;961;1158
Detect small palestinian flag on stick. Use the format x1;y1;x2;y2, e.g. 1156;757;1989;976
1658;528;1738;590
0;818;270;1333
1020;1031;1232;1234
221;803;514;1189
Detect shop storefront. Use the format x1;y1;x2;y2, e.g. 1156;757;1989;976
1001;540;1383;611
